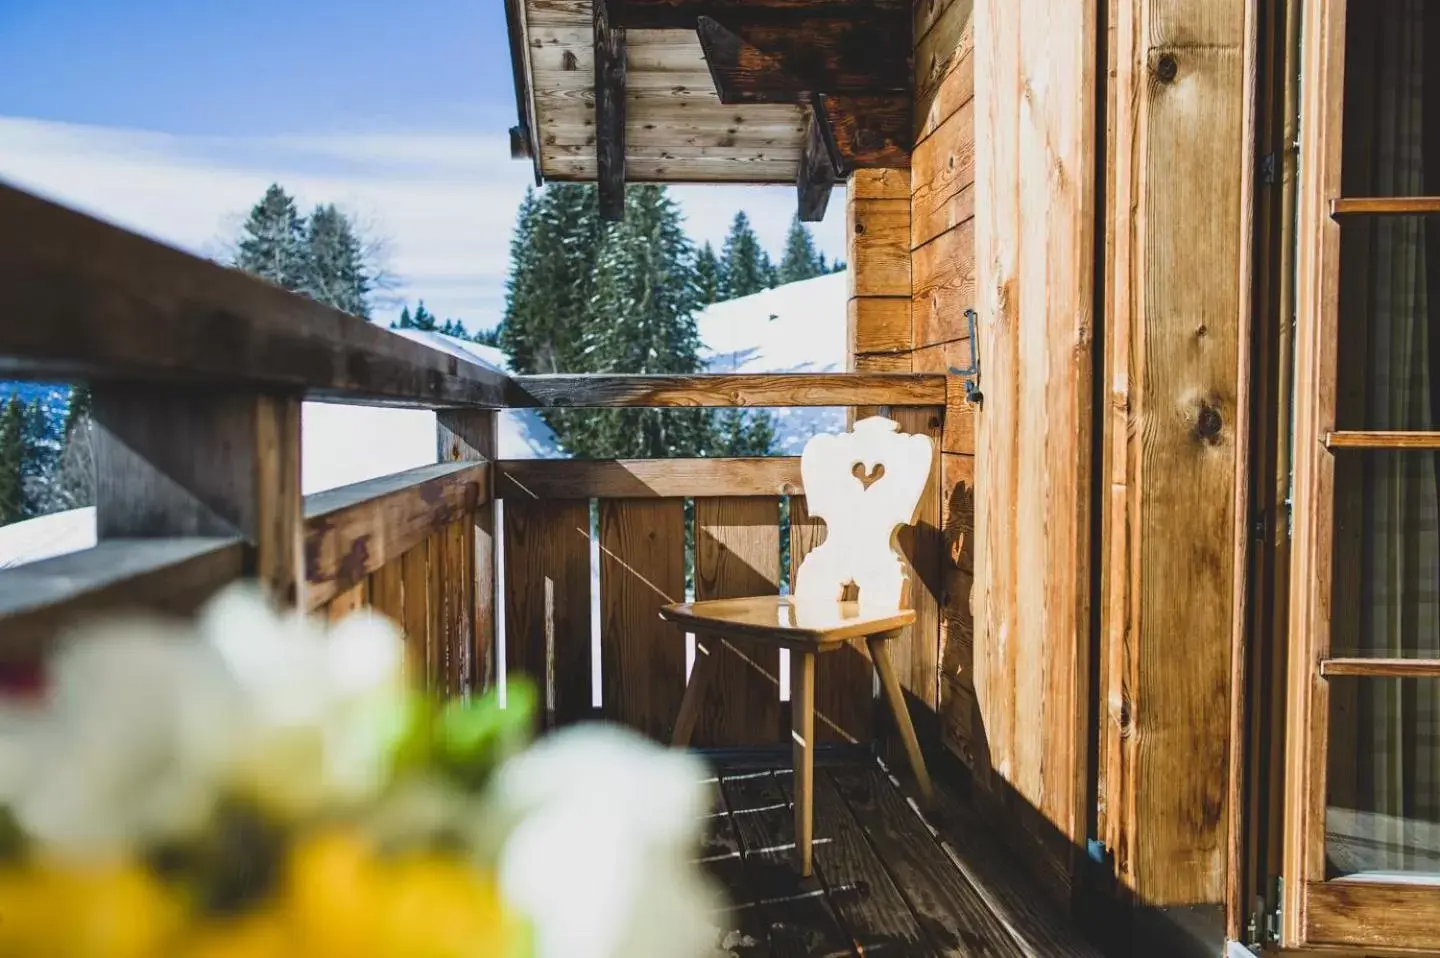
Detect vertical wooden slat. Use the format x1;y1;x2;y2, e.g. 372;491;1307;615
426;532;443;694
894;405;943;714
327;580;367;623
369;560;404;628
1102;0;1254;934
974;0;1096;907
400;542;430;690
439;517;473;697
600;498;686;740
937;452;978;768
793;496;874;744
438;410;497;694
692;497;782;746
504;498;593;727
92;387;303;606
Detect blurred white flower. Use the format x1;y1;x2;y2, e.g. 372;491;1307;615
0;619;244;858
492;724;725;958
0;583;409;855
198;584;407;818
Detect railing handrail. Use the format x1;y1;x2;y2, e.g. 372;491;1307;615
506;373;946;408
0;183;944;413
0;183;512;409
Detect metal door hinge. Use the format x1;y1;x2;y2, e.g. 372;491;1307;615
1245;876;1283;952
1261;152;1277;186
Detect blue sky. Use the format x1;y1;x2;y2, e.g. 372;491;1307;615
0;0;514;134
0;1;846;328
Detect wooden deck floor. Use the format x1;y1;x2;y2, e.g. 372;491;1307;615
699;753;1100;957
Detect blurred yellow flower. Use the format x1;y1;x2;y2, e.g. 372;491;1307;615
284;829;520;958
0;860;186;958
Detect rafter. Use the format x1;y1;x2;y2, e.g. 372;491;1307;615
614;0;908;30
797;98;840;222
594;0;627;220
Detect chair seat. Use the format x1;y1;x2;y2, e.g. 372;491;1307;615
659;595;915;650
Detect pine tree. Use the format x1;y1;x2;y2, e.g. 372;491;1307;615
0;399;27;525
568;186;713;458
695;241;723;305
777;215;827;284
471;326;501;347
719;212;775;300
711;407;778;456
304;204;371;317
235;184;309;292
501;185;604;376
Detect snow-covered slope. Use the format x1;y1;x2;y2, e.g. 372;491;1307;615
696;271;847;453
0;276;849;564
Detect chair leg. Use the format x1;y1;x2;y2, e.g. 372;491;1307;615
672;636;720;748
868;636;935;804
791;649;816;877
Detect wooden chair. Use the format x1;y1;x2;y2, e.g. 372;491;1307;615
660;415;935;876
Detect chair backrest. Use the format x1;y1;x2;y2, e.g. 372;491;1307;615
793;415;934;612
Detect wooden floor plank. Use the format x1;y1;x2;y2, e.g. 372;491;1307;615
775;767;935;955
887;768;1101;957
722;770;857;958
702;777;771;957
828;765;1027;957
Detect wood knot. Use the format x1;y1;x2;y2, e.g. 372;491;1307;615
561;50;578;71
1156;53;1179;82
1195;400;1224;444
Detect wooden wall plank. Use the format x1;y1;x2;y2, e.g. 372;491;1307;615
600;498;687;740
692;497;782;746
912;340;976;455
911;100;976;250
849;168;915;379
503;498;593;727
792;496;875;744
972;0;1096;905
912;220;977;350
1101;0;1253;924
915;1;975;131
848;189;913;299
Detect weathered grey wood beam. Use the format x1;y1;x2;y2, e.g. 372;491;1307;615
594;0;626;221
798;98;841;222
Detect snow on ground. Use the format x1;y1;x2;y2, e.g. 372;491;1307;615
0;275;849;566
695;272;847;454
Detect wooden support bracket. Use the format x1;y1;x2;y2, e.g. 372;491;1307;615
594;0;627;221
798;98;842;221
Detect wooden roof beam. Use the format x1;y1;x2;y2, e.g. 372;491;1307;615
595;0;626;220
614;0;909;31
798;98;841;222
692;13;909;99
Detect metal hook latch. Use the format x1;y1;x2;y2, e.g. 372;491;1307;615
948;308;983;405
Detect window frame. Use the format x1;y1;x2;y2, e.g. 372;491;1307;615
1285;0;1440;949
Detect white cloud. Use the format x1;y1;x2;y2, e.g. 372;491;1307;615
0;116;848;328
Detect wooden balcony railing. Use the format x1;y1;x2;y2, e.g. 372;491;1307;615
0;183;945;749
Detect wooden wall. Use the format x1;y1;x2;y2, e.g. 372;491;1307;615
971;0;1097;905
910;3;980;775
1100;0;1255;941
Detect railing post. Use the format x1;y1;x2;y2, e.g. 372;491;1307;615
436;409;499;694
92;386;304;607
